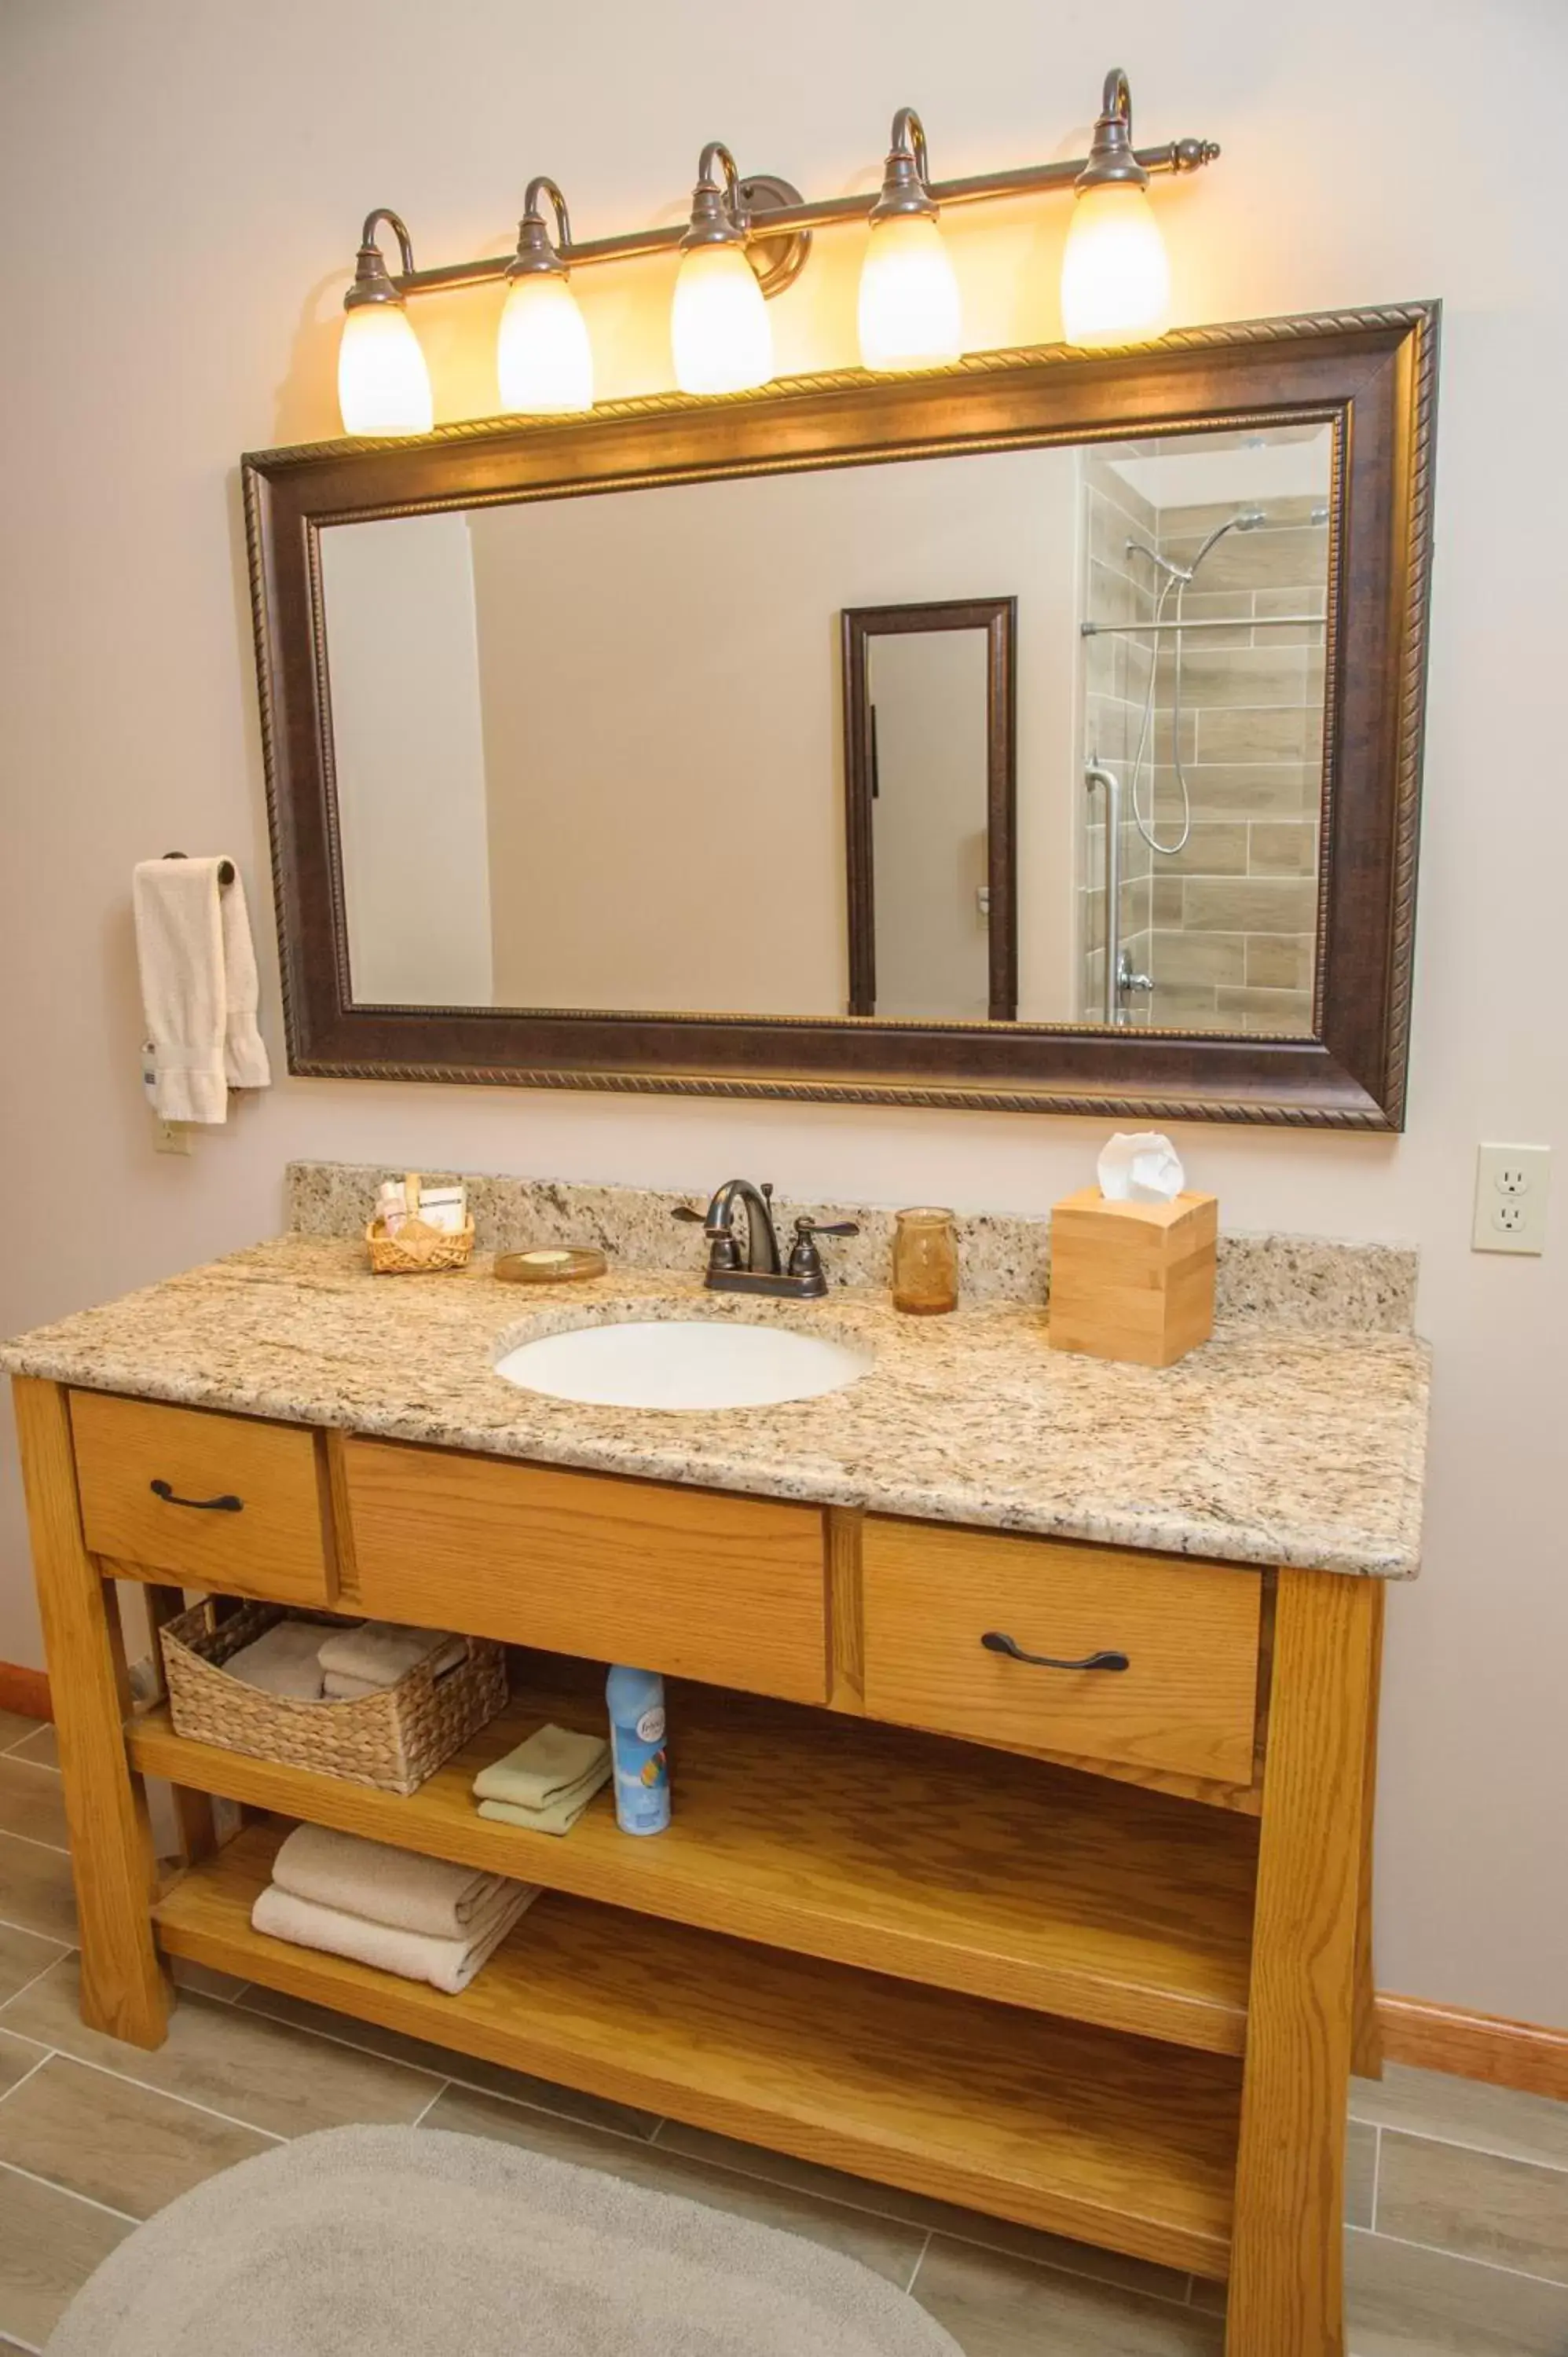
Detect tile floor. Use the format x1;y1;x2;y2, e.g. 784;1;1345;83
0;1701;1563;2355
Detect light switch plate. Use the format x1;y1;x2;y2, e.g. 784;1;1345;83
154;1119;192;1157
1472;1142;1550;1254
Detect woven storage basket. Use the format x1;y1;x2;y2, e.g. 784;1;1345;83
159;1600;507;1796
365;1214;476;1275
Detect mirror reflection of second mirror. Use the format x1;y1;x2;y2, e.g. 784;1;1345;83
319;420;1330;1034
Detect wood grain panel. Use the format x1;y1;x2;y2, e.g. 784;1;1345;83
131;1664;1258;2052
69;1392;330;1605
343;1438;829;1704
1225;1569;1377;2357
10;1377;170;2047
155;1822;1242;2278
862;1518;1262;1783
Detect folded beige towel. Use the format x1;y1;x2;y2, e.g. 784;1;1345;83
476;1756;612;1838
224;1621;328;1702
251;1879;537;1994
271;1824;513;1939
316;1622;467;1691
321;1670;383;1700
474;1725;609;1810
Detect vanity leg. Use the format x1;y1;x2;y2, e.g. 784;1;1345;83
12;1378;170;2048
1350;1584;1386;2081
1225;1570;1377;2357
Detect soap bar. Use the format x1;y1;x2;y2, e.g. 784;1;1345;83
493;1248;607;1285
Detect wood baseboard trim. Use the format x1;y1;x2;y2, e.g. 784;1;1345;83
0;1660;51;1721
1376;1994;1568;2102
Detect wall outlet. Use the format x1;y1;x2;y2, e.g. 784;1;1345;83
154;1119;192;1157
1472;1142;1550;1254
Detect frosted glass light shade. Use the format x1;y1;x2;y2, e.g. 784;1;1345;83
497;273;595;414
337;302;434;434
671;244;773;395
858;212;962;372
1059;181;1171;349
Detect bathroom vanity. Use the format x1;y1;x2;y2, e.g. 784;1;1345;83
2;1216;1427;2357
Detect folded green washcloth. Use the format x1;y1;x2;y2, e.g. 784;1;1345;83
477;1758;611;1838
474;1724;609;1810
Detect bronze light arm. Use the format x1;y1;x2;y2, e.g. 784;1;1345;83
347;68;1219;306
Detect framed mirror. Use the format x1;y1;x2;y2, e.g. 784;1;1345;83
842;597;1017;1023
246;302;1436;1126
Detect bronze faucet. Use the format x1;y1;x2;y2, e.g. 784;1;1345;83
672;1179;859;1299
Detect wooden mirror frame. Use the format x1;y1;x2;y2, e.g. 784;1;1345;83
244;302;1437;1127
842;596;1018;1023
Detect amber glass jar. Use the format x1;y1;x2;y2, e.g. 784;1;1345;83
892;1207;959;1315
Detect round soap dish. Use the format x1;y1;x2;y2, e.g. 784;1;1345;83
493;1248;608;1285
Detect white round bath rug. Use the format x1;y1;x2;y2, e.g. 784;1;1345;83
44;2123;965;2357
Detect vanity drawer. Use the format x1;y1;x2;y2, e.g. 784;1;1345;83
69;1392;332;1604
861;1519;1262;1786
342;1438;830;1706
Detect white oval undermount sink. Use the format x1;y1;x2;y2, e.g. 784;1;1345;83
494;1318;873;1411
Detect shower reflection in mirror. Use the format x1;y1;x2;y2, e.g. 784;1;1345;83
1079;424;1332;1033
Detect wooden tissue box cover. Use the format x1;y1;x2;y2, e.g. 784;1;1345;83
1048;1188;1218;1368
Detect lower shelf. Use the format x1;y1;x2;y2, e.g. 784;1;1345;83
154;1823;1240;2280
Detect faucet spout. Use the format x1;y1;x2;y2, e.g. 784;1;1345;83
708;1178;782;1276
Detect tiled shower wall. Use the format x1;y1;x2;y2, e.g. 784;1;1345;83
1079;483;1328;1031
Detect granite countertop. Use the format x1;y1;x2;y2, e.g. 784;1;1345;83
1;1235;1428;1578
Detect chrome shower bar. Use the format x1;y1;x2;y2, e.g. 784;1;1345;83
1081;614;1324;636
1085;763;1123;1027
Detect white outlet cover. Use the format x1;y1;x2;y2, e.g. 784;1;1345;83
1472;1142;1550;1255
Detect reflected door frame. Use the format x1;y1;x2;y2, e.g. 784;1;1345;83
841;596;1018;1021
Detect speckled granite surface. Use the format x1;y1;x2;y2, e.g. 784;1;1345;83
1;1234;1427;1577
286;1162;1420;1332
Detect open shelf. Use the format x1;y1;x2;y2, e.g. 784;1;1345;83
131;1666;1258;2055
154;1822;1240;2279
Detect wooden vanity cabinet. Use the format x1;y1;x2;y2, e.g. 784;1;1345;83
12;1374;1384;2357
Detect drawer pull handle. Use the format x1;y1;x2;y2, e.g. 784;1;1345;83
149;1479;243;1513
981;1630;1129;1673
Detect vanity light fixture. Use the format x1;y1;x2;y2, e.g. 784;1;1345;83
671;143;775;396
332;71;1218;434
337;211;434;437
497;178;595;415
1059;71;1175;349
857;110;963;373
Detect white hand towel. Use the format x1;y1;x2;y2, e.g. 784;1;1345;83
224;1620;328;1702
251;1878;537;1994
220;869;271;1090
131;858;270;1124
271;1823;514;1938
316;1623;467;1690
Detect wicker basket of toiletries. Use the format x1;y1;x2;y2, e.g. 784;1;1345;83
365;1171;475;1274
158;1600;507;1796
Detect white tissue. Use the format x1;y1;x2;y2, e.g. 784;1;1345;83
1097;1131;1185;1204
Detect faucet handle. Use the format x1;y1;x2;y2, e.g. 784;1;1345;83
670;1204;705;1225
786;1215;860;1289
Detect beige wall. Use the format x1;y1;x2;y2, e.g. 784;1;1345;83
0;0;1565;2029
321;511;494;1005
464;452;1077;1017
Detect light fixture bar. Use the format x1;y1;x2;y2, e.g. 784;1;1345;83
381;124;1218;302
